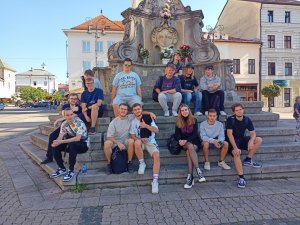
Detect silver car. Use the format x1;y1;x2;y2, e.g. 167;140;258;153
0;102;5;110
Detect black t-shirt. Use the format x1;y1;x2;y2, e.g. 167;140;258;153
180;76;199;91
226;115;254;140
62;103;82;115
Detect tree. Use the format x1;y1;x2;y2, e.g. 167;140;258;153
261;84;281;112
19;86;47;102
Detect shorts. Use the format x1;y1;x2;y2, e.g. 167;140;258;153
78;105;104;123
141;142;159;156
228;136;251;156
113;95;143;107
105;139;131;149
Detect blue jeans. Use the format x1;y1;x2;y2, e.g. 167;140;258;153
181;91;202;113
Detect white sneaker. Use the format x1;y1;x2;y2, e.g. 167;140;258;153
152;181;159;194
194;112;203;116
164;111;170;117
220;111;227;116
138;163;146;174
196;168;206;183
205;111;208;116
172;111;178;117
204;161;211;170
218;161;231;170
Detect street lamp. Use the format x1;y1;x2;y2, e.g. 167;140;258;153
87;14;106;68
206;24;225;43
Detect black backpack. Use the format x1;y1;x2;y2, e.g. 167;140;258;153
167;134;182;155
152;76;164;102
111;146;128;174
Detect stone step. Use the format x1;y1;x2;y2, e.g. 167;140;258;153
19;142;300;190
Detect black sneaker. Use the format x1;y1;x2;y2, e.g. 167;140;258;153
106;163;112;175
128;161;134;173
184;174;194;189
63;171;75;182
50;168;67;178
41;157;53;164
89;127;96;135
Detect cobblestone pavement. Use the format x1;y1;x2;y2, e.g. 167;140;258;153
1;135;300;225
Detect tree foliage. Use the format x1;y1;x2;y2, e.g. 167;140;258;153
19;86;47;102
261;84;281;112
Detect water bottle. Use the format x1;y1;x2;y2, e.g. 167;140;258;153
82;163;88;175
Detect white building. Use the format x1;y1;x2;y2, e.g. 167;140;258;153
217;0;300;109
0;59;16;99
63;14;124;90
15;63;57;94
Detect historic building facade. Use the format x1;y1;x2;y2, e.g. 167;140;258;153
0;59;16;100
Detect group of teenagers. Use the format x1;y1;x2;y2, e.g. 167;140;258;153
42;57;263;194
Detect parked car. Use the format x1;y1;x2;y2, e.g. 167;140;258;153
19;102;33;108
0;102;5;110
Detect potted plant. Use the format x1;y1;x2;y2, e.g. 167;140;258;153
261;84;281;112
160;47;172;64
139;47;149;64
178;45;192;64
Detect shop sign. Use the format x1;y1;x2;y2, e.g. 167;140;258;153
273;80;290;87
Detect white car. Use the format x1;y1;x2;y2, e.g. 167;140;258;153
0;102;4;110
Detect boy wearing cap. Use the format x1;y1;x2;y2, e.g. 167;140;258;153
200;65;226;116
153;62;182;117
180;63;202;116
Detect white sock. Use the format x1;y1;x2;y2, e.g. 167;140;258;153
153;174;159;182
139;159;145;165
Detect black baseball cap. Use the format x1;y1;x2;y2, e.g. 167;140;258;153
186;63;194;69
205;64;214;70
166;62;176;70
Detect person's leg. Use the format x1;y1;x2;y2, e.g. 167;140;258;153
182;92;192;105
68;141;88;171
193;91;202;113
135;139;146;174
112;105;119;118
44;127;60;161
103;140;113;163
202;90;210;113
127;139;134;162
158;93;169;115
202;141;210;162
215;90;225;111
53;144;68;169
112;96;123;117
171;92;182;114
219;141;229;161
247;137;262;158
90;104;99;128
127;95;143;108
185;149;193;174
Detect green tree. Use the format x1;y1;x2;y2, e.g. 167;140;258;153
52;91;62;101
261;84;281;112
19;86;47;102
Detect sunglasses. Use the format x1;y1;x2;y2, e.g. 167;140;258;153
124;64;132;67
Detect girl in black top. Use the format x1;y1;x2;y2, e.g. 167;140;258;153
175;104;206;188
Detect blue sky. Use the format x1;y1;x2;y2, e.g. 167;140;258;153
0;0;226;83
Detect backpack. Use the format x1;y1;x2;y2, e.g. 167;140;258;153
111;146;128;174
152;76;164;102
140;115;152;138
167;134;182;155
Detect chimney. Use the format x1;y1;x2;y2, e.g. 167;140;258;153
41;62;46;70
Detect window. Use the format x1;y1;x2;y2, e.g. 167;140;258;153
82;41;90;52
83;61;91;72
268;35;275;48
96;41;103;52
285;11;291;23
248;59;255;74
285;63;292;76
284;36;291;48
233;59;240;74
44;81;47;86
33;81;37;86
268;62;276;75
268;10;273;22
96;61;104;67
284;88;291;107
107;41;115;48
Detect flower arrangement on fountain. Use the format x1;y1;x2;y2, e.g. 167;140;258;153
160;47;172;64
178;44;192;64
139;47;149;63
160;0;172;20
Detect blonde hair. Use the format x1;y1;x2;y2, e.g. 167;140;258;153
176;104;195;128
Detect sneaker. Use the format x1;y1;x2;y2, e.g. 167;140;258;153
243;159;261;168
220;111;227;116
238;178;246;188
89;127;96;135
138;163;146;174
172;111;178;117
152;180;159;194
41;157;53;164
196;168;206;182
63;171;75;182
194;112;203;116
218;161;231;170
184;174;194;189
164;111;170;117
50;168;67;178
128;161;134;173
205;111;208;116
106;163;112;175
204;161;211;170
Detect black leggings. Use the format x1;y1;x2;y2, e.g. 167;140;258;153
53;141;88;171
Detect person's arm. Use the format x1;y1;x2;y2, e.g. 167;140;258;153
212;75;221;89
178;69;183;76
107;136;126;150
137;85;142;98
140;119;159;134
174;125;181;141
164;88;177;94
142;111;156;120
181;89;193;93
53;117;64;127
218;123;225;143
59;135;81;144
111;86;117;104
200;123;214;143
200;77;207;90
226;129;239;150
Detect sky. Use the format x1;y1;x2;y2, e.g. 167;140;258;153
0;0;227;84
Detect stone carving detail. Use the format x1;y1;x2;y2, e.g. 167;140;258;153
224;63;235;91
151;21;178;48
